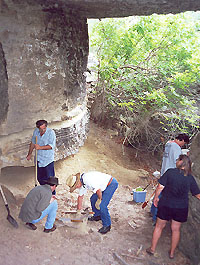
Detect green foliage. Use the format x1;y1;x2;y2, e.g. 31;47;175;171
88;12;200;151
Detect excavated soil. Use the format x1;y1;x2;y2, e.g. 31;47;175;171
0;122;191;265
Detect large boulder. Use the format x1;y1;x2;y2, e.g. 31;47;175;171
0;1;89;170
0;0;199;171
179;133;200;265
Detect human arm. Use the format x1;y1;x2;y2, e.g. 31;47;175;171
26;142;35;160
195;194;200;200
96;189;102;200
77;195;84;210
153;183;164;207
95;189;102;210
35;144;52;150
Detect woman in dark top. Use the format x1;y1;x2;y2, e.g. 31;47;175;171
146;155;200;259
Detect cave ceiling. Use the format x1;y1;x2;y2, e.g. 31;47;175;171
21;0;200;18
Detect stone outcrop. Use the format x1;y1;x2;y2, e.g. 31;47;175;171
0;1;199;264
0;1;89;170
0;0;199;170
179;133;200;265
6;0;200;18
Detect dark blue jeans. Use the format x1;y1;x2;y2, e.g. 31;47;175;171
37;161;55;194
90;178;118;227
37;161;55;184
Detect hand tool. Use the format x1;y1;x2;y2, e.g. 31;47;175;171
0;185;18;228
56;217;83;223
61;211;94;215
143;183;151;190
142;190;156;209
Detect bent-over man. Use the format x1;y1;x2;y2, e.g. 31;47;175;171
66;171;118;234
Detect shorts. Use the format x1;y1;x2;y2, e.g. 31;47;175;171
157;205;188;223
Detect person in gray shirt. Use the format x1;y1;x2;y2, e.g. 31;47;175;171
19;177;59;233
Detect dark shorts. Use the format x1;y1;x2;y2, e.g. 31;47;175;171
37;161;55;185
157;205;188;223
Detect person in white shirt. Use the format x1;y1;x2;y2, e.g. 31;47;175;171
66;171;118;234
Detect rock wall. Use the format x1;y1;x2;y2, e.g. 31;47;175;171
11;0;200;18
179;133;200;265
0;1;89;170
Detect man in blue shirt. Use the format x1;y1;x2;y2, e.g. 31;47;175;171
27;120;56;185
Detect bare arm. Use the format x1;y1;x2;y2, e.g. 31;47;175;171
77;195;84;210
195;194;200;200
96;189;102;200
26;142;35;160
35;144;52;150
153;183;164;207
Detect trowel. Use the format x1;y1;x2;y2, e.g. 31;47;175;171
55;217;85;227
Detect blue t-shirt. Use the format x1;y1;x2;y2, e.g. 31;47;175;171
158;168;200;208
32;127;56;167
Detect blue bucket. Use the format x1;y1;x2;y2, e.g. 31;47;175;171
133;189;147;203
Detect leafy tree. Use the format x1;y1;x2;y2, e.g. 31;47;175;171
88;12;200;152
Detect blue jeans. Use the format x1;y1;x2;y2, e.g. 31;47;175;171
90;178;118;227
150;193;162;221
31;200;58;229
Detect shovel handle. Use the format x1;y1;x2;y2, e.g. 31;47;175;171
35;136;37;187
143;183;151;191
0;185;8;205
62;211;94;215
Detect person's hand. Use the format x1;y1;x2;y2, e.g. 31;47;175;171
95;198;102;210
76;209;82;218
35;144;41;150
26;154;32;161
153;197;159;207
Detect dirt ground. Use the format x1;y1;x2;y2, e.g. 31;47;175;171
0;121;191;265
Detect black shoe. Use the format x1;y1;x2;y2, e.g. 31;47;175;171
98;225;111;234
88;215;101;221
43;224;57;233
26;222;37;230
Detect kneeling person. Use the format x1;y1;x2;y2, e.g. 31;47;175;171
66;171;118;234
19;177;59;233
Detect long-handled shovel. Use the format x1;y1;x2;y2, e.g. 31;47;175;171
0;185;18;228
35;136;38;187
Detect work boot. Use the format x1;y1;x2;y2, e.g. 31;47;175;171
98;225;111;234
43;224;57;233
88;215;101;221
26;222;37;230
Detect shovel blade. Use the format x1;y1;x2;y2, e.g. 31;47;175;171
142;201;148;209
7;214;18;228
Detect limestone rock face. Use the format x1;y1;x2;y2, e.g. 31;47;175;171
0;1;89;170
7;0;200;18
0;0;199;171
179;133;200;265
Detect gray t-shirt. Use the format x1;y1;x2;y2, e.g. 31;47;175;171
161;141;182;176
